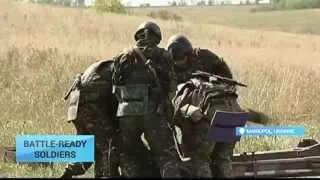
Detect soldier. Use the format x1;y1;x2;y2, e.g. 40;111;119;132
61;59;120;178
111;21;181;178
167;34;238;178
61;60;161;178
167;34;233;83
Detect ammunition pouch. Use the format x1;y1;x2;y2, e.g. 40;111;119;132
67;89;80;122
67;80;112;122
113;84;157;116
66;74;82;122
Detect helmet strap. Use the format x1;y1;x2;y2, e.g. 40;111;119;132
175;56;188;68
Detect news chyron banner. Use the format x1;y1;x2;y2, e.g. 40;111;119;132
207;111;249;142
207;111;305;143
16;135;94;163
236;126;305;137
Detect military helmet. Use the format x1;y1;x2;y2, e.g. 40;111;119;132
167;34;193;60
134;21;162;44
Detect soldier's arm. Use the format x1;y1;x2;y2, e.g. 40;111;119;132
164;51;178;100
111;51;132;85
216;57;233;79
199;49;233;79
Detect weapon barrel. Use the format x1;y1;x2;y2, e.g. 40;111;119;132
234;168;320;178
191;70;247;87
232;141;320;178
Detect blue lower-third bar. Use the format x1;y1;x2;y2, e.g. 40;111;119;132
235;126;305;136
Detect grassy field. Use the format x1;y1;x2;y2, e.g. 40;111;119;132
1;0;320;177
133;5;320;34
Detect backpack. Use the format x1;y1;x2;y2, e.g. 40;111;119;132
111;47;172;116
172;73;242;123
65;59;117;122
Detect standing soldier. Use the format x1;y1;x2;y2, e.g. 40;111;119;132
61;59;120;178
166;34;237;178
111;21;181;178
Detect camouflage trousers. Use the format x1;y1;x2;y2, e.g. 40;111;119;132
64;101;120;178
207;97;241;178
64;119;120;178
210;142;236;178
178;97;241;178
178;119;214;178
118;114;181;178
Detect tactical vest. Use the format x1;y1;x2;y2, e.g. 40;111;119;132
65;60;116;122
112;47;164;117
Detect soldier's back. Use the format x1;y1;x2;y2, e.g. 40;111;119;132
192;48;233;79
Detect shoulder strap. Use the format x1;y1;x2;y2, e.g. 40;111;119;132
132;47;161;87
131;47;148;64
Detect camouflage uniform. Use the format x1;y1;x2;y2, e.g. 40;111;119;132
112;22;181;178
174;47;233;82
62;60;120;178
62;59;161;178
167;34;237;178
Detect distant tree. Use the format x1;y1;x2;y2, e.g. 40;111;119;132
197;0;206;6
75;0;85;7
64;0;73;6
171;0;177;6
271;0;280;4
37;0;55;4
95;0;126;13
56;0;72;6
208;0;214;6
179;0;187;6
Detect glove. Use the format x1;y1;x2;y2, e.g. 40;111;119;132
60;169;73;178
180;104;204;122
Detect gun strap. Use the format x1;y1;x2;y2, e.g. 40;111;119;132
132;47;147;64
132;47;161;87
108;138;112;177
64;73;82;100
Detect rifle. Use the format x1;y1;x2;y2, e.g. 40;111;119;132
191;70;247;87
232;139;320;178
167;121;191;162
64;73;82;100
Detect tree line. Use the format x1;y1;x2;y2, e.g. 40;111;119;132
28;0;86;8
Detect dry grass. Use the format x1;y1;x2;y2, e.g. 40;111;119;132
133;5;320;34
1;0;320;177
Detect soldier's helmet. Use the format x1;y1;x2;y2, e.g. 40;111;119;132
134;21;162;45
167;34;193;61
